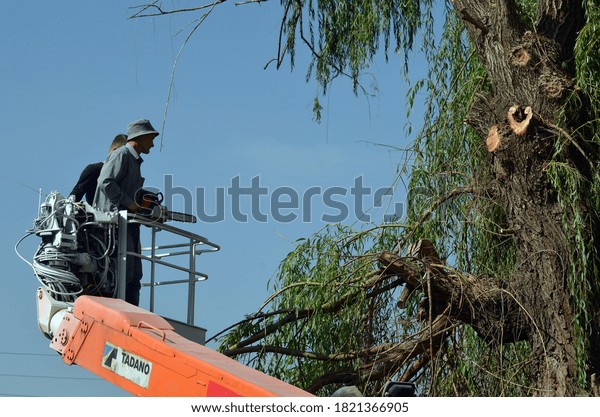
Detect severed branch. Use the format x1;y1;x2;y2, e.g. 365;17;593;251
224;270;403;353
223;238;531;393
306;368;359;394
223;239;530;395
224;313;457;393
378;248;530;344
486;105;535;152
223;344;360;361
358;313;456;383
225;315;454;363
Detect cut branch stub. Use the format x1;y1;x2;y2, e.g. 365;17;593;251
405;239;441;262
486;125;501;152
510;46;530;67
507;105;533;136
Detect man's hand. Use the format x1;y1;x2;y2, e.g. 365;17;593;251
128;201;142;213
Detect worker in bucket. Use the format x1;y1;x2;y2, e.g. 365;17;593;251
94;119;159;306
69;134;127;203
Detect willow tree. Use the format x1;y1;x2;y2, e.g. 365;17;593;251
133;1;600;396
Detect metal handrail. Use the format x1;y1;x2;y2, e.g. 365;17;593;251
117;211;220;327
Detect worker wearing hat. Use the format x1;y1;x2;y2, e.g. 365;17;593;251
94;118;159;306
69;134;127;203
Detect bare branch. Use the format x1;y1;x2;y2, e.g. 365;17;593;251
223;344;360;361
129;0;228;19
224;315;457;393
234;0;268;5
358;314;456;383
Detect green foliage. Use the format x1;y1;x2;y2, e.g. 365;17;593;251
433;327;534;396
399;10;530;396
312;96;323;123
543;0;600;388
546;161;594;387
403;9;519;281
218;224;408;394
406;0;600;394
217;0;600;397
576;1;600;120
278;0;434;119
514;0;537;28
280;0;432;89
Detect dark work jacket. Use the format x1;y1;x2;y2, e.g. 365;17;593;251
70;162;103;203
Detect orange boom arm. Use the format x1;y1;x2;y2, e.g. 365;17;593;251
49;296;313;397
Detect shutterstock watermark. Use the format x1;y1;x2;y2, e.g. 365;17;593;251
145;175;406;224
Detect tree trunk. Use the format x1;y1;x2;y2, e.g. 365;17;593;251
452;0;589;395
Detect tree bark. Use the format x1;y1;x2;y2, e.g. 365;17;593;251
451;0;588;395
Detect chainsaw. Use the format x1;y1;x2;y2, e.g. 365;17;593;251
135;189;197;223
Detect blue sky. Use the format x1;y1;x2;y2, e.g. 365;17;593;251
1;1;421;396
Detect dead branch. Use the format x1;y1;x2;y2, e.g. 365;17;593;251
225;270;402;352
358;314;456;383
129;0;227;18
306;368;359;394
223;344;360;361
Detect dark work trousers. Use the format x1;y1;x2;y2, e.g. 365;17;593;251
125;223;143;306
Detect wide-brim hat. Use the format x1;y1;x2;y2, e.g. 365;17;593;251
127;119;159;141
